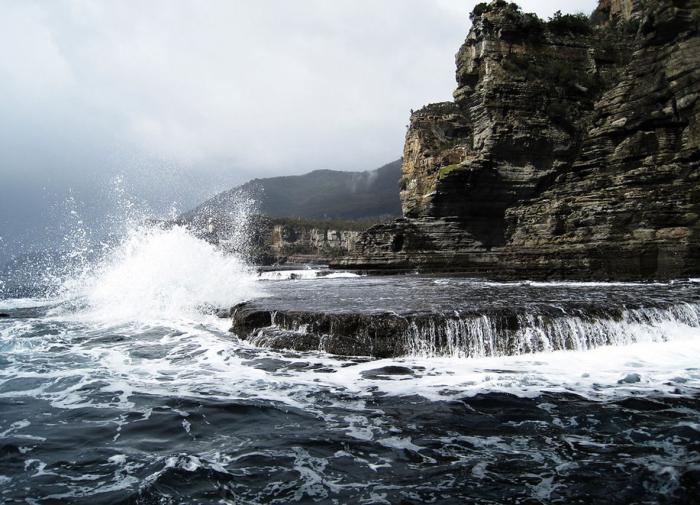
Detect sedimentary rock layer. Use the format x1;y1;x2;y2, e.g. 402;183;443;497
337;0;700;280
228;299;700;358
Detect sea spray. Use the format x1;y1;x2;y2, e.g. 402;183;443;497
3;177;264;320
0;191;101;299
58;181;263;320
178;185;259;258
77;224;262;321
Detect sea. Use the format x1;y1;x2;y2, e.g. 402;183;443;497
1;223;699;504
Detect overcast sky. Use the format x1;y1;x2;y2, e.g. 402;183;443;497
0;0;597;256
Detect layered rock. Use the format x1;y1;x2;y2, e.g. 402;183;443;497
505;0;700;278
594;0;636;24
268;223;361;263
338;0;700;280
194;216;364;265
228;291;700;358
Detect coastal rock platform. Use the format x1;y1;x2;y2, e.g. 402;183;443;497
227;277;700;357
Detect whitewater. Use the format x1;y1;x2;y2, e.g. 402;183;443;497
1;221;699;503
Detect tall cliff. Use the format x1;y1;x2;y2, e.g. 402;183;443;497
338;0;700;280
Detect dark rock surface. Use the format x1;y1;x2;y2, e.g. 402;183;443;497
228;278;700;357
336;0;700;280
231;308;407;358
230;299;700;357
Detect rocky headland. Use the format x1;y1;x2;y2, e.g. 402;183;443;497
334;0;700;281
179;215;371;265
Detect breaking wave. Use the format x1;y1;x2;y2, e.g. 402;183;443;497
66;224;262;321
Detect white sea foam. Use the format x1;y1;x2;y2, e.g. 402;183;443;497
0;298;61;310
524;281;669;287
324;272;361;279
327;334;700;402
257;269;361;281
481;280;669;288
3;310;697;418
257;269;321;281
51;224;264;322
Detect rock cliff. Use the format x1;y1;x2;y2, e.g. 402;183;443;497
337;0;700;280
267;222;361;264
192;215;365;265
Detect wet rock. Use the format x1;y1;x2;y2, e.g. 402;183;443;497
618;373;642;384
231;308;411;357
361;366;416;379
228;289;700;357
0;313;10;318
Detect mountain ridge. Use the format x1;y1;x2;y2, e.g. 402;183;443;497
182;159;402;223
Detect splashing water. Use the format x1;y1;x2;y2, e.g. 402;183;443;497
63;224;262;321
2;177;263;321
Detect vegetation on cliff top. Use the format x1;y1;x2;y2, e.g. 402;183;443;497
471;1;594;37
547;11;593;35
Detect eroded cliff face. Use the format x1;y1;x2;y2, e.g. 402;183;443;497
188;215;362;265
269;224;360;263
339;0;700;279
506;0;700;277
401;2;629;246
595;0;635;23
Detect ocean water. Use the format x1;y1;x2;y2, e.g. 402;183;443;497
1;224;699;504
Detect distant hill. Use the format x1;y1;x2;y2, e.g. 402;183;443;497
182;159;402;223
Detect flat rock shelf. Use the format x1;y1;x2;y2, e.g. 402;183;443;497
227;277;700;358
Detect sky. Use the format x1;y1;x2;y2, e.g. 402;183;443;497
0;0;597;257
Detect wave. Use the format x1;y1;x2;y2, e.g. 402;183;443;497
55;224;263;322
